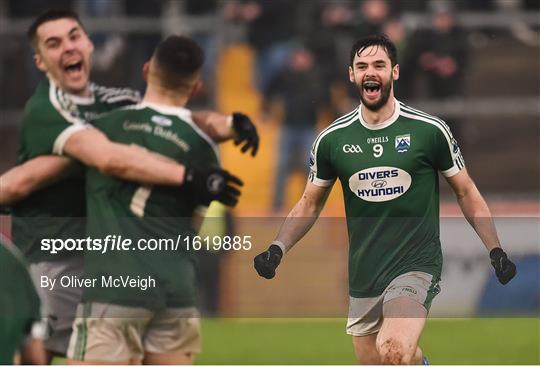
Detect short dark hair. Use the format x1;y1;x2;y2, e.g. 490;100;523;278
349;34;398;67
27;9;84;47
152;35;204;90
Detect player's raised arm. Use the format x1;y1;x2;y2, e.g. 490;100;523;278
445;168;516;284
61;127;243;206
0;156;78;205
254;181;332;279
192;111;260;156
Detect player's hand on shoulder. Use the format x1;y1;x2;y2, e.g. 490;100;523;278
489;247;516;285
254;244;283;279
183;165;243;207
232;112;259;157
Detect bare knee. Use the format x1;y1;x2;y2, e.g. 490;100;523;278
377;338;414;365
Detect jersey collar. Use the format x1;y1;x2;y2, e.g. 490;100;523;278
48;76;95;105
138;101;192;122
358;98;401;130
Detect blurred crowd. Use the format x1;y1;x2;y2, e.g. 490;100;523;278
2;0;539;109
1;0;539;201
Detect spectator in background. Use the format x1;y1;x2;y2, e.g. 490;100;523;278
123;0;164;92
356;0;390;36
184;0;219;107
308;1;355;115
82;0;124;75
383;17;413;99
418;2;469;99
264;46;324;212
225;0;296;92
408;0;469;142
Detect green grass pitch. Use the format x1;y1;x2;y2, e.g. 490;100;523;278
197;318;539;364
52;317;539;364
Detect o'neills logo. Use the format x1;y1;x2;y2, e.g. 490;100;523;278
349;166;411;202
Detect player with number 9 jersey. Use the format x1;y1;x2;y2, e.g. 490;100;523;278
309;99;464;301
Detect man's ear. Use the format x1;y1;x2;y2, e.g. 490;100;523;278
190;79;203;97
392;64;400;81
34;53;47;73
348;66;355;83
142;62;150;82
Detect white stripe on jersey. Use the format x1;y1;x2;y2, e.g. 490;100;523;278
399;111;464;177
312;108;358;149
130;186;152;218
104;94;141;104
91;84;141;104
48;79;94;156
48;79;86;125
399;103;465;175
52;123;92;155
311;110;359;186
399;103;453;143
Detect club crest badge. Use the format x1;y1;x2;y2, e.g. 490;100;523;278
395;134;410;153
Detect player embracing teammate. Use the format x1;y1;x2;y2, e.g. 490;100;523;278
0;9;258;364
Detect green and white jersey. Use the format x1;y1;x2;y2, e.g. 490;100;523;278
0;235;40;364
12;77;140;263
83;102;219;309
310;99;464;298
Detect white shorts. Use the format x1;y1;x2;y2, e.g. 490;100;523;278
346;271;440;336
67;302;201;362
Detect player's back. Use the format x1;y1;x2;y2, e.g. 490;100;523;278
83;102;219;309
85;102;219;235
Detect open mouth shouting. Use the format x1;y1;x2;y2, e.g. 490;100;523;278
362;80;381;100
62;59;85;81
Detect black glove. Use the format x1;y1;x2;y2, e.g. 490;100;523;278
184;165;243;207
232;112;259;156
489;248;516;285
254;244;283;279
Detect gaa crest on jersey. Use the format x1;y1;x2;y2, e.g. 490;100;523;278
342;144;363;153
309;149;315;167
395;134;410;153
349;166;412;202
451;138;459;154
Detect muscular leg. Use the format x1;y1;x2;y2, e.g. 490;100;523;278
375;297;427;365
352;333;381;365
